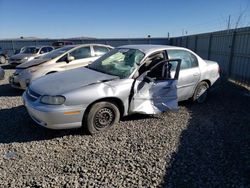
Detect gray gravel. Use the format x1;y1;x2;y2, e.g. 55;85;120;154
0;66;249;187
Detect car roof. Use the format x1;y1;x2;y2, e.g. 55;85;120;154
64;44;113;48
119;44;186;55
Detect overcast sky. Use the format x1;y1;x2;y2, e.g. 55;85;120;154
0;0;249;39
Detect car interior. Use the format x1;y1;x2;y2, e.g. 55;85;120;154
138;51;172;80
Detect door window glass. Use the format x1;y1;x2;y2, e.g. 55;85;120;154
40;47;48;54
70;47;91;60
167;50;198;70
93;46;109;56
57;54;67;62
46;47;54;52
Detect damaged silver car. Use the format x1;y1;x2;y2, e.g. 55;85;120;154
23;45;219;134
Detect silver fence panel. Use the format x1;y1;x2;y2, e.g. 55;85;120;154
171;27;250;86
230;29;250;85
196;34;210;59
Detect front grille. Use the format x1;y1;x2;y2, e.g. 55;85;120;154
27;88;41;101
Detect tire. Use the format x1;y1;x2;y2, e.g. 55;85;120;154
0;55;6;64
85;101;120;134
192;81;209;104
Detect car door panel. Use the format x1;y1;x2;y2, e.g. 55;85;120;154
67;57;97;70
130;79;178;114
129;59;181;115
167;50;201;101
178;67;200;100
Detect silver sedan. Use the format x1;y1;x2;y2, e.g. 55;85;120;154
9;44;113;90
23;45;220;134
8;46;54;66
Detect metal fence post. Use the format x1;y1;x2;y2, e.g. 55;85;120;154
11;40;15;54
194;35;198;52
228;31;236;77
207;34;213;59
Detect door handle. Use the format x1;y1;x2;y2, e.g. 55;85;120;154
193;73;199;76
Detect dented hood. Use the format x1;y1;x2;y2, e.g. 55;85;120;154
17;58;49;69
30;67;118;95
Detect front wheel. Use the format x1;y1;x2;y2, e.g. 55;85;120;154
192;81;209;104
0;55;6;64
84;101;120;134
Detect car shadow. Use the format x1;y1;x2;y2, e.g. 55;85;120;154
120;113;160;122
162;82;250;187
0;84;24;97
0;105;85;144
0;64;15;70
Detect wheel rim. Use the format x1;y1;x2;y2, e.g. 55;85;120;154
196;84;208;103
94;107;115;129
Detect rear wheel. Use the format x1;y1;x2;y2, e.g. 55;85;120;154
0;55;6;64
84;101;120;134
192;81;209;103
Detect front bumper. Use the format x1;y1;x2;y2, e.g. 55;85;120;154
23;92;86;129
9;74;29;90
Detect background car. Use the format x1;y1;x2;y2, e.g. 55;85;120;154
8;46;54;66
52;41;74;49
10;44;113;89
0;67;5;80
22;45;220;134
0;47;8;64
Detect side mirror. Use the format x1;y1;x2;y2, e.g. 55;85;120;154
40;51;45;54
66;55;75;63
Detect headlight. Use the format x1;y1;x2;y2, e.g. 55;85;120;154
40;95;66;105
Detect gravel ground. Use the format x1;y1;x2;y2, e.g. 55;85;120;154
0;66;249;188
